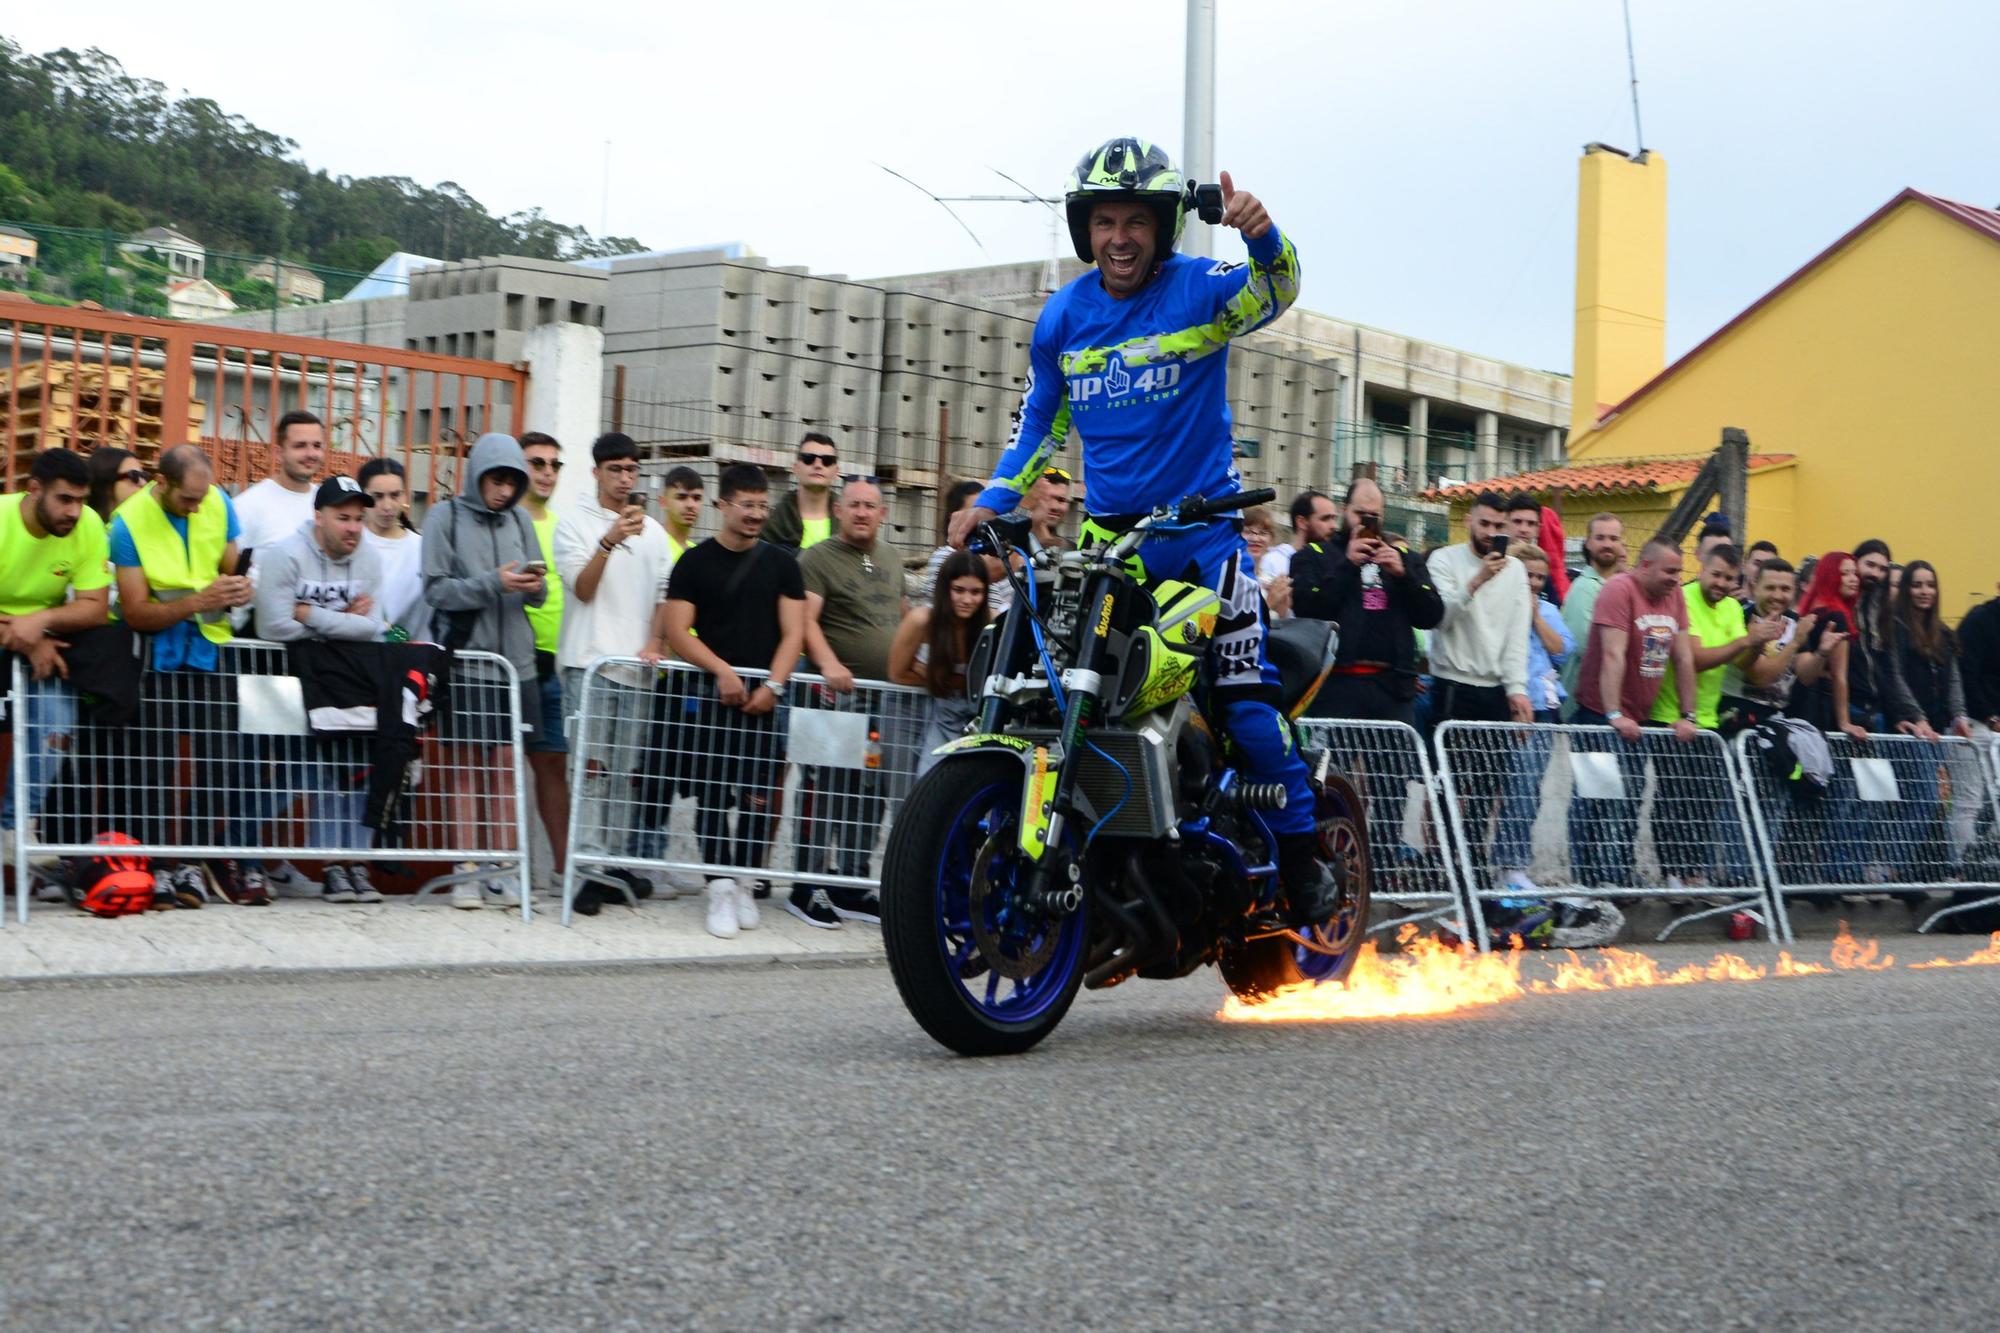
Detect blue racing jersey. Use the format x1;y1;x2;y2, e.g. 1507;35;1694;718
976;227;1300;518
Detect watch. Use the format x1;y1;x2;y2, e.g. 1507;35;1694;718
1680;711;1698;723
1605;710;1624;722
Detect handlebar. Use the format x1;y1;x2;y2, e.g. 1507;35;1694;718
1177;487;1276;522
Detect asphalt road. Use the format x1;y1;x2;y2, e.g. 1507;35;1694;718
4;944;1998;1330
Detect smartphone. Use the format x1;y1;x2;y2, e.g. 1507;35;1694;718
1357;519;1382;543
521;560;548;576
235;548;254;576
626;491;649;510
1485;534;1510;557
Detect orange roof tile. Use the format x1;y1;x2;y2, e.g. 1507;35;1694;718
1422;454;1793;502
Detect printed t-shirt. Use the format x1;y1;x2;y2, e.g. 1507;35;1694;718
665;538;805;670
1653;585;1746;727
1576;571;1687;717
1722;608;1799;710
0;493;110;615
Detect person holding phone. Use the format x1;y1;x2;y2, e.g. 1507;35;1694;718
553;432;674;911
1291;476;1442;725
1425;490;1533;732
422;432;548;909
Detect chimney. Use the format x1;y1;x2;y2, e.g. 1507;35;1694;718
1570;143;1666;440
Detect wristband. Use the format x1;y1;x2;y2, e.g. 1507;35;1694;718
598;538;616;554
1680;711;1698;723
1605;710;1624;722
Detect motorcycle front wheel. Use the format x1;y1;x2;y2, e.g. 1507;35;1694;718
881;754;1087;1056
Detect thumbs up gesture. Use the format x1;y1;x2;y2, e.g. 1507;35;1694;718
1217;171;1272;240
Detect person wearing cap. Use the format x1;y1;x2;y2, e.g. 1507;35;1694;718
251;474;390;904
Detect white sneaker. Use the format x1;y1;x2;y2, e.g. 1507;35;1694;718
265;861;321;898
735;880;760;931
1499;870;1542;897
450;881;482;910
705;879;740;939
482;877;523;908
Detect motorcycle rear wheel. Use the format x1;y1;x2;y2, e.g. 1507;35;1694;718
881;754;1088;1056
1219;775;1373;1001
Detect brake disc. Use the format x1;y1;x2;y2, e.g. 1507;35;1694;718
968;825;1060;981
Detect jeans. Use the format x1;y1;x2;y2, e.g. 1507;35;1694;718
1492;709;1558;874
2;676;76;828
1567;708;1644;888
1886;735;1950;881
223;733;313;867
674;687;783;875
308;735;372;853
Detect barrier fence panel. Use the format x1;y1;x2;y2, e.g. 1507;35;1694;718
8;641;532;923
1295;718;1471;937
1435;721;1783;952
560;658;932;923
1733;729;2000;936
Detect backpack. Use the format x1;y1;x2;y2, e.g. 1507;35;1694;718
1747;716;1831;802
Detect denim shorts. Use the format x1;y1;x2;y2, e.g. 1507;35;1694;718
525;672;568;754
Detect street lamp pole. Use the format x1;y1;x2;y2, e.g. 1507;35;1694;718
1182;0;1217;258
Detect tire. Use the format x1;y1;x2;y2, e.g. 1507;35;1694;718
1219;774;1372;1001
881;754;1087;1057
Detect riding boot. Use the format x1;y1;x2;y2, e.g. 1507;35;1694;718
1277;833;1340;925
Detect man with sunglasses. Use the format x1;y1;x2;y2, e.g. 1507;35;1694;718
516;430;571;892
1029;468;1073;552
761;432;839;554
949;136;1341;926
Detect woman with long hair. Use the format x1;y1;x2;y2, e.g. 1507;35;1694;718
1882;560;1974;882
85;447;145;522
889;549;989;779
355;456;428;641
1794;551;1868;743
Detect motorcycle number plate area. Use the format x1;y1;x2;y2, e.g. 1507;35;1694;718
1018;745;1058;859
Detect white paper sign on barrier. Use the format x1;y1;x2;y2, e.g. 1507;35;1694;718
237;675;310;736
1851;756;1901;803
1569;750;1627;800
788;708;872;770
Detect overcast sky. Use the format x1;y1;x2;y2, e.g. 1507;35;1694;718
12;1;1997;373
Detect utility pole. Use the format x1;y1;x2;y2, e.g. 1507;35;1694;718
1182;0;1217;258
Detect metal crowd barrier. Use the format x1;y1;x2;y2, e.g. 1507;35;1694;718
560;657;931;923
1734;728;2000;937
6;640;533;924
1434;720;1784;951
1295;718;1471;938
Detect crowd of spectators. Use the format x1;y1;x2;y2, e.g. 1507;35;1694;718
4;430;1997;941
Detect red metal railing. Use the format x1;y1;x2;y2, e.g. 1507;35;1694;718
0;296;527;500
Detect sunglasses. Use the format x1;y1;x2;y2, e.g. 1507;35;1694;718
798;450;838;466
1042;467;1073;484
841;473;881;485
119;469;148;486
526;458;563;471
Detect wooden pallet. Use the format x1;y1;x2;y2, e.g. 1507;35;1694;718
0;362;168;398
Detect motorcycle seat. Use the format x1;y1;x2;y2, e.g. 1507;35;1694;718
1267;617;1335;715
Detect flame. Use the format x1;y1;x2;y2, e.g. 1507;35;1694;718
1828;924;1894;971
1218;922;1993;1024
1911;931;2000;969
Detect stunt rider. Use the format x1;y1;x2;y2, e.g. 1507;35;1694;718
950;136;1339;926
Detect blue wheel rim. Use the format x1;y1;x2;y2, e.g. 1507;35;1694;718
933;779;1086;1024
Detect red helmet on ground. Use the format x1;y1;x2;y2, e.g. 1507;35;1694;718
76;832;153;918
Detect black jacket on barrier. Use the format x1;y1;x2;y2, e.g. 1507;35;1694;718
286;640;453;841
1290;530;1443;695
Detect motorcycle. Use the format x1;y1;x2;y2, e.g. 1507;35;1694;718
881;487;1372;1055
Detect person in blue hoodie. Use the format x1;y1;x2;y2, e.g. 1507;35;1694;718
422;432;548;908
947;136;1338;925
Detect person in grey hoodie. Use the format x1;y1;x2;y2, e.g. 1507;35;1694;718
421;432;548;909
252;475;389;903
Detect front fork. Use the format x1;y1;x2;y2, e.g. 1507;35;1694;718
1022;574;1121;915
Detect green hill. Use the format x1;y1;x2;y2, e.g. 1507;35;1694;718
0;36;644;304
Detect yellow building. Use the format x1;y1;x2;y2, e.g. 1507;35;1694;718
1440;146;2000;620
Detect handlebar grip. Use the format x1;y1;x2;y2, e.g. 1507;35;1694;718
1180;488;1276;522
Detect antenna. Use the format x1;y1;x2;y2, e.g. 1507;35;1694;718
1622;0;1646;151
877;164;990;252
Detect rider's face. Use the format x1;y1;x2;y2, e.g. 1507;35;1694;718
1090;201;1157;298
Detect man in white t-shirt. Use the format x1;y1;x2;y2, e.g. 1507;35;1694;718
227;408;326;900
1260;488;1335;584
235;410;325;575
554;432;673;905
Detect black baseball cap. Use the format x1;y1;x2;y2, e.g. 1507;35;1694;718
315;475;372;509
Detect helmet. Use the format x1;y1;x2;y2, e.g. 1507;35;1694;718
1064;137;1186;265
74;832;154;918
